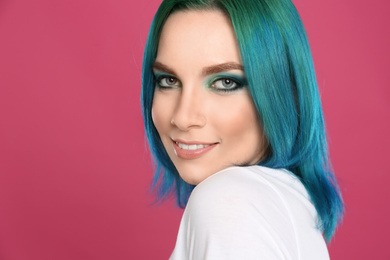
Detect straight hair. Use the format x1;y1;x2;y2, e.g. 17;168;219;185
141;0;344;241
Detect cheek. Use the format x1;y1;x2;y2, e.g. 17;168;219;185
213;95;260;135
211;94;263;160
151;93;171;136
151;91;180;150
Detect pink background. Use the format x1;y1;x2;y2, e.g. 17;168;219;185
0;0;389;259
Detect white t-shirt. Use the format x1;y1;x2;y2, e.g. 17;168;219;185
169;166;329;260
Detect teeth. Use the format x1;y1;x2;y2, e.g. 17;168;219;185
176;142;210;150
189;144;197;150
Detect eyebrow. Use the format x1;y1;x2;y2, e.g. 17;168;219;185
202;62;244;76
152;61;244;76
152;62;176;75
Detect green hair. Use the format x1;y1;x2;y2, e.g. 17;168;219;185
141;0;344;241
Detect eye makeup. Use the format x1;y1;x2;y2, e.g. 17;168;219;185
205;73;248;93
153;72;181;89
153;71;248;92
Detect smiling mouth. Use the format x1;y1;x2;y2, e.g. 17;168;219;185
175;141;211;150
172;140;217;160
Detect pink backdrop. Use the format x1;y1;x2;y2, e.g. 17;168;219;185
0;0;389;259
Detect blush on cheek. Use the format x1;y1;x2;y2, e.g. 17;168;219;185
151;96;169;133
151;95;177;160
151;104;166;145
214;95;264;165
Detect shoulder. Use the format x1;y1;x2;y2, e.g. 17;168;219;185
187;166;298;232
189;165;310;212
172;166;329;259
195;165;304;192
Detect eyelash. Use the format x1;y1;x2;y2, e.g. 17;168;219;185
210;78;244;93
154;75;245;93
154;75;181;89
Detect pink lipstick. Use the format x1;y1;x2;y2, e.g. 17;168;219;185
172;139;217;160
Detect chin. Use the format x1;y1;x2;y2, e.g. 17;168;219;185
176;162;234;186
179;172;205;186
176;165;213;186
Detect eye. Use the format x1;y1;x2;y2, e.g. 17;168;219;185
156;76;180;88
211;78;240;90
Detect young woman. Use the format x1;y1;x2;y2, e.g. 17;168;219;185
141;0;344;259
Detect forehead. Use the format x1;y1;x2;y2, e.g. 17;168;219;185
156;10;242;67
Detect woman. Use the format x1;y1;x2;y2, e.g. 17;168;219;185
142;0;344;259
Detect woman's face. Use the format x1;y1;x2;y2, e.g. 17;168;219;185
152;10;265;185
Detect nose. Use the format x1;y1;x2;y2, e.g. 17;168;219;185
171;88;206;131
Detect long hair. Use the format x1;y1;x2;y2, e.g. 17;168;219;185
141;0;344;241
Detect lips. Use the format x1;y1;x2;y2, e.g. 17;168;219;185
176;142;210;150
172;139;217;160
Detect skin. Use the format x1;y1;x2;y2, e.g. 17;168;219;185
151;10;265;185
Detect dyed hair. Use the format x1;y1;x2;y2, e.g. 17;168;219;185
141;0;343;241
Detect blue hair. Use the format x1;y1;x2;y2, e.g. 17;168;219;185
141;0;344;241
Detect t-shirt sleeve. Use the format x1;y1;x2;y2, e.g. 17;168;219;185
170;167;304;260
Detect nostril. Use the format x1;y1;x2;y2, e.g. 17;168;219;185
170;113;207;130
170;93;207;130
